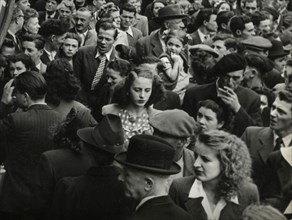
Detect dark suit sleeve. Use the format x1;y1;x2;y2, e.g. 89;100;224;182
234;95;262;136
0;114;14;138
182;88;197;118
73;50;83;81
32;154;56;218
135;37;146;59
169;179;185;209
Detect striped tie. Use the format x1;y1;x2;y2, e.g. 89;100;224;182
91;55;106;90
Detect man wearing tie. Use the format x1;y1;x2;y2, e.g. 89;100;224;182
241;89;292;195
74;20;118;107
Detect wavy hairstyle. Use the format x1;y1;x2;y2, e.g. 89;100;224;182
45;58;80;106
112;66;165;108
196;130;252;200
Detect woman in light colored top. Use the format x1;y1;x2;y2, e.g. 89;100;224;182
102;65;164;143
170;130;259;220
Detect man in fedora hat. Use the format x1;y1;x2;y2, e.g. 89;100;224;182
135;4;187;58
33;114;126;219
150;109;199;183
115;134;192;220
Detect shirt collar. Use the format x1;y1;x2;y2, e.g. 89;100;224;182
126;27;133;37
273;132;292;148
197;28;209;42
136;195;159;210
95;47;113;61
280;146;292;166
189;179;239;204
43;48;56;61
46;11;56;19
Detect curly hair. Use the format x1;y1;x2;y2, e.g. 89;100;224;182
196;130;252;200
24;8;39;22
112;66;165;108
45;59;80;106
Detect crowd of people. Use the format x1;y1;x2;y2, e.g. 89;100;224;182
0;0;291;219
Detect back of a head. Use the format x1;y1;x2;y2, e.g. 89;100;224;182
242;204;287;220
22;33;45;50
39;19;69;38
14;71;47;100
229;15;245;36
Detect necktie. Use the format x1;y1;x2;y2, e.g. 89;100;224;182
91;55;106;90
274;137;283;151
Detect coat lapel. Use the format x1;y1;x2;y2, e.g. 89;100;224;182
150;31;163;57
185;198;207;219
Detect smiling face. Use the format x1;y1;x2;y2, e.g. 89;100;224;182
106;67;124;89
111;11;121;29
197;107;223;131
194;141;221;183
166;37;183;55
25;17;40;34
129;76;152;108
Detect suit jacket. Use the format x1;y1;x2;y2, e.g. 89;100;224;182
32;147;98;218
38;11;60;25
261;150;292;212
50;166;136;220
241;126;275;193
73;45;117;106
133;14;148;37
136;29;163;58
0;104;62;213
69;28;97;47
189;30;202;46
169;176;259;220
131;196;192;220
127;26;143;48
5;31;22;53
182;82;262;136
182;148;195;177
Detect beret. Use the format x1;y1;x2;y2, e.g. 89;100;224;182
150;109;196;138
212;53;247;77
241;36;272;51
189;44;219;58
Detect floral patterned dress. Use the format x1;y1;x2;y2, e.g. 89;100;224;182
118;109;153;143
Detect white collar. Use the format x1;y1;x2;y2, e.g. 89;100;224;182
95;47;113;61
273;132;292;148
189;179;239;220
46;11;56;19
44;48;56;61
197;28;210;42
77;29;89;36
280;146;292;166
125;27;133;37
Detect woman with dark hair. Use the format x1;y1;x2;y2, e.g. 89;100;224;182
102;65;164;143
216;1;232;12
148;0;167;33
7;53;38;78
170;130;259;220
45;58;96;124
196;99;233;132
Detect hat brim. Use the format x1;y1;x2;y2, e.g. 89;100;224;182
268;51;290;59
189;47;219;58
114;152;181;175
153;14;188;23
77;128;124;154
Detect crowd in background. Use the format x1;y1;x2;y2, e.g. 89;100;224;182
0;0;291;219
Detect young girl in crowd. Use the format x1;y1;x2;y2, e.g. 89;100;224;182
170;130;259;220
102;66;164;143
158;29;190;102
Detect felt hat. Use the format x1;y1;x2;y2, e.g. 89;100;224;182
154;4;187;22
77;114;124;154
212;53;247;77
241;36;272;52
150;109;196;138
268;40;289;59
115;134;181;175
189;44;219;58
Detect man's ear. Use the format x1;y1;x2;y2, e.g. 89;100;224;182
221;23;227;29
203;20;208;26
144;177;154;192
236;29;242;36
50;35;56;43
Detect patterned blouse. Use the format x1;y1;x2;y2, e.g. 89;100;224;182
118;108;153;143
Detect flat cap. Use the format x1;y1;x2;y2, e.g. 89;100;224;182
241;36;272;51
189;44;219;58
150;109;196;138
